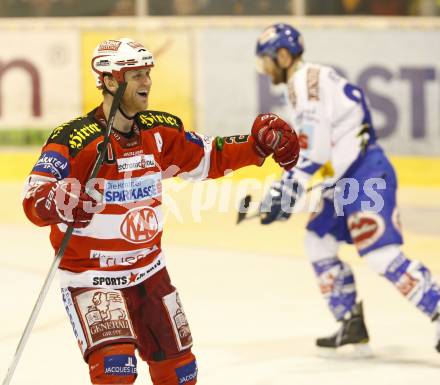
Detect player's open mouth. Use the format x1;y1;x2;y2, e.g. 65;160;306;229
137;91;148;98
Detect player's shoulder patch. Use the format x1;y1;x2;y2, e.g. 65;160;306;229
136;110;183;131
46;114;103;157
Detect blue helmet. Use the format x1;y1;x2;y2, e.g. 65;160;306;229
256;23;304;58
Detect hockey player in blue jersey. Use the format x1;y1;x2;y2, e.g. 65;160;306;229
255;23;440;353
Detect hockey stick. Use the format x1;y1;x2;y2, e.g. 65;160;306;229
2;82;127;385
236;182;334;224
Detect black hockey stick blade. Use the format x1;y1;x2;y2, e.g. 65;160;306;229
236;194;253;224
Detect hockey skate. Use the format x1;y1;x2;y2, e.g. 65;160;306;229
433;313;440;353
316;302;373;358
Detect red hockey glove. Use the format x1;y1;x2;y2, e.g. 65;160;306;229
33;180;99;228
251;113;300;170
273;131;300;170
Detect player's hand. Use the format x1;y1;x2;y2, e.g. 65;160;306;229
251;113;300;170
33;180;100;228
259;179;301;225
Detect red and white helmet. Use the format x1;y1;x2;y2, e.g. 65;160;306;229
91;37;154;89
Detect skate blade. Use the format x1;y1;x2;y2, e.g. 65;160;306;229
317;342;374;359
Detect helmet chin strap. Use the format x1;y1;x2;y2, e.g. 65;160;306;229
281;68;288;84
118;105;136;120
278;55;303;84
273;58;289;84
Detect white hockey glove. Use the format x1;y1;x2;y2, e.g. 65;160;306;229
259;178;302;225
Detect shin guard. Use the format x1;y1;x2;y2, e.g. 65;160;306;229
148;351;197;385
312;257;357;320
384;253;440;317
88;343;137;384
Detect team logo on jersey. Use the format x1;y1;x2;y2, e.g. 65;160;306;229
116;154;155;172
32;151;70;180
347;212;385;251
120;206;160;243
104;174;161;204
74;289;135;349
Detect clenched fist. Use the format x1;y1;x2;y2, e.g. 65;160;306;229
251;113;300;170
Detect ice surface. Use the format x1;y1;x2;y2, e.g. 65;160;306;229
1;182;439;384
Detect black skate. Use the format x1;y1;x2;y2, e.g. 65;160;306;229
433;313;440;353
316;302;372;358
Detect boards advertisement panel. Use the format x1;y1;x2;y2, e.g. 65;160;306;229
0;30;81;128
197;27;440;155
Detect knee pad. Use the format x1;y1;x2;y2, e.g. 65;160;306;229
363;244;402;275
88;343;137;385
149;350;197;385
304;231;339;263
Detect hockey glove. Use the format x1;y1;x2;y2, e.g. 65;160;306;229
259;179;301;225
251;113;300;170
33;180;99;228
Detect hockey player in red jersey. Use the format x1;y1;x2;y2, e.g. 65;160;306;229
22;38;299;385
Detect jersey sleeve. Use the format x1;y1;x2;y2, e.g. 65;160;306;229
22;141;71;226
22;125;96;226
159;127;263;180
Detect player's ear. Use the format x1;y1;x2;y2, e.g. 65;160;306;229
276;48;294;69
103;74;118;93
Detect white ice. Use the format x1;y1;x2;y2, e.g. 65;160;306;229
1;181;439;384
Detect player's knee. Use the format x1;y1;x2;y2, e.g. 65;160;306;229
304;231;339;263
363;244;402;275
149;350;197;385
88;343;137;385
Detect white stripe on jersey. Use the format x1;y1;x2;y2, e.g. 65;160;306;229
59;252;165;289
179;135;214;181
